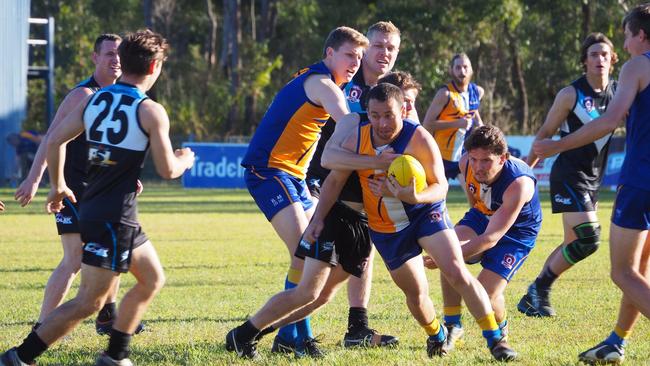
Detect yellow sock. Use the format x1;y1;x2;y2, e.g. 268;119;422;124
287;267;302;284
614;326;632;340
443;306;462;317
422;318;441;336
477;312;499;331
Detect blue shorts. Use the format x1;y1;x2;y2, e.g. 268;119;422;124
244;167;314;221
443;159;461;180
370;200;453;271
611;185;650;230
458;208;533;281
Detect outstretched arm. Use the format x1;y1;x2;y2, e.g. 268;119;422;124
526;86;574;166
460;176;534;258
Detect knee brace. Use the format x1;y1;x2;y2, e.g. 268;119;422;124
562;222;601;264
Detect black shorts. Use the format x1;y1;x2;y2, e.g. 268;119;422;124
55;197;81;235
295;201;371;278
306;177;322;198
549;181;598;213
80;221;148;273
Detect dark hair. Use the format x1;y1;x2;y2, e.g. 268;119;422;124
464;125;509;156
378;71;421;93
94;33;121;53
118;30;169;75
623;3;650;37
367;82;404;105
322;26;368;58
580;32;618;70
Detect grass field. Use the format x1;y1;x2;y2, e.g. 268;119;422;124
0;186;648;365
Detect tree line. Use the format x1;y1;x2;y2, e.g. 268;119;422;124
26;0;640;141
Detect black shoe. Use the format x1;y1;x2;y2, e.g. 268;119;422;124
490;337;518;362
270;335;295;354
517;283;556;317
426;326;447;358
343;327;399;348
96;319;146;336
578;341;625;365
225;328;258;359
295;337;325;358
0;348;31;366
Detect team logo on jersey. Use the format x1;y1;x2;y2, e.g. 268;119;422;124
468;183;477;194
84;242;109;258
583;97;594;113
347;85;363;104
55;213;73;225
88;145;117;166
501;253;516;269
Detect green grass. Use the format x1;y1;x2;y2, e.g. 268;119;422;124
0;186;648;365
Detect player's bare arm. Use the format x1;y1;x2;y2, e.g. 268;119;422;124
526;86;575;167
304;74;350;123
461;176;535;259
533;57;649;158
15;87;93;207
302;169;353;243
458;154;477;207
140;100;195;179
322;113;398;171
388;127;448;205
44;96;91;213
422;88;469;133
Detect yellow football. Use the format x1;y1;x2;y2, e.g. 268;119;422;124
388;155;427;193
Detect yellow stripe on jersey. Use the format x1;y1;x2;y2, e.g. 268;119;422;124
434;82;477;162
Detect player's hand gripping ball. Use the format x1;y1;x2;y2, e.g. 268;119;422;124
388;155;427;193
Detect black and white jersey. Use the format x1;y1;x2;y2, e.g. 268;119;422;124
65;75;100;194
79;82;150;226
550;76;617;190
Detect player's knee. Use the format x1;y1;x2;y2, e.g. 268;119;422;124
441;266;471;290
563;222;600;264
59;257;81;275
73;296;104;317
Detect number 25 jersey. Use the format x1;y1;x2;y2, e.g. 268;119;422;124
80;82;150;226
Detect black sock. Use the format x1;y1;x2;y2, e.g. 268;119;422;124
236;320;260;343
535;266;558;293
32;322;41;331
16;331;48;364
97;302;117;322
348;307;368;331
258;325;276;339
107;328;132;361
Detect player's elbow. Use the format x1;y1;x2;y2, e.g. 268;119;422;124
156;165;176;180
321;150;336;170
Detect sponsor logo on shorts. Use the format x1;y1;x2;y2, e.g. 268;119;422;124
84;242;109;258
554;194;572;205
120;250;130;262
270;194;284;207
347;85;363;104
299;239;311;250
322;241;334;252
55;213;73;225
501;253;516;270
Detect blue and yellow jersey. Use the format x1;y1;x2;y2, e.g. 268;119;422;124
434;82;480;162
619;52;650;190
242;62;333;179
356;119;433;233
465;158;542;244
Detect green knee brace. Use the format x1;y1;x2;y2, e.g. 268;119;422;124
562;222;601;265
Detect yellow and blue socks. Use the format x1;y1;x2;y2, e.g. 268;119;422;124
605;326;630;347
423;318;445;341
477;312;501;348
443;305;462;327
